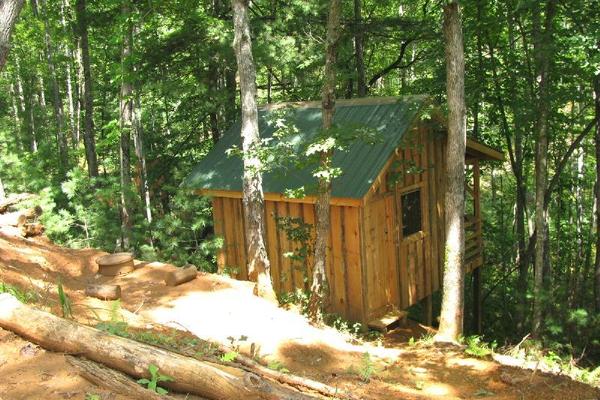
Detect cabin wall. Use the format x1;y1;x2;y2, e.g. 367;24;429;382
361;125;447;320
212;197;365;322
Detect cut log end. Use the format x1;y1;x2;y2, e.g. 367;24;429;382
20;223;45;237
164;266;197;287
84;284;121;300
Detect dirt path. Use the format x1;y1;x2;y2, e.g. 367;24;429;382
0;228;598;399
0;327;132;400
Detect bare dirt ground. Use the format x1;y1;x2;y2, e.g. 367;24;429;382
0;227;598;400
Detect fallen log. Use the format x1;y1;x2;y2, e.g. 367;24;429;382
0;294;322;400
85;284;121;300
165;265;197;286
216;343;351;399
0;193;35;213
66;355;177;400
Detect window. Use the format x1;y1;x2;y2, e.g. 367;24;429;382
401;189;422;237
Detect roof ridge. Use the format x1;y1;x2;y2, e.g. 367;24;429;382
259;95;429;111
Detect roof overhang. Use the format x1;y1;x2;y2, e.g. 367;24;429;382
194;189;362;207
466;138;504;161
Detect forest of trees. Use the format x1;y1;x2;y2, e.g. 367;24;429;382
0;0;599;369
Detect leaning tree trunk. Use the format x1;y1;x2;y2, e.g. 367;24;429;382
435;0;467;343
119;0;134;250
0;0;24;71
531;0;556;338
76;0;99;177
594;73;600;312
307;0;341;323
231;0;277;302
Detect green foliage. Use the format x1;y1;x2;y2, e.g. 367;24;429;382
275;216;313;286
358;352;375;383
84;394;101;400
462;335;496;358
137;364;173;395
267;360;289;373
220;351;238;362
57;280;72;319
0;282;38;303
152;190;221;271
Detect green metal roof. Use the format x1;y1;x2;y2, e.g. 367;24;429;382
182;96;428;199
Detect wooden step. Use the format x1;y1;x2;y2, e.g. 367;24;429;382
368;308;408;333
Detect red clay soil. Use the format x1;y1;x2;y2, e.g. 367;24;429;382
0;227;598;400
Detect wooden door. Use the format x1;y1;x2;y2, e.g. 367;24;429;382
396;184;430;308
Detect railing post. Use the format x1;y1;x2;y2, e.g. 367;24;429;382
473;160;482;254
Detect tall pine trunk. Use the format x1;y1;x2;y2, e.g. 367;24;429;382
119;0;134;250
353;0;366;97
41;0;69;172
435;0;467;343
231;0;276;302
594;73;600;312
0;0;24;71
133;93;152;224
531;0;556;337
76;0;99;178
307;0;341;322
60;0;76;146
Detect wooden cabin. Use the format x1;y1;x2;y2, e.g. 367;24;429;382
183;96;503;328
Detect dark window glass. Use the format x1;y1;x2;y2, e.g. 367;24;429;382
402;190;422;237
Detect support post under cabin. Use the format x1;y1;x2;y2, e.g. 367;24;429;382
472;267;482;333
423;295;433;326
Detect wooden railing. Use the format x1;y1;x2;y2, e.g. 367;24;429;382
464;216;482;262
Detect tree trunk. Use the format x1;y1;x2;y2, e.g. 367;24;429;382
231;0;277;302
60;0;77;146
353;0;366;97
307;0;341;323
8;82;23;152
594;73;600;312
0;294;320;400
40;0;69;172
435;0;467;343
119;0;134;250
13;58;35;152
531;0;556;338
133;93;152;224
76;0;99;178
0;0;24;71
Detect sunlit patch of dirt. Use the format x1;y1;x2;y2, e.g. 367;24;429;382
0;228;599;400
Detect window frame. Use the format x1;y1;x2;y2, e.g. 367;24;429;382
398;186;424;241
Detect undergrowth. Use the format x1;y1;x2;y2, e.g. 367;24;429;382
0;282;38;303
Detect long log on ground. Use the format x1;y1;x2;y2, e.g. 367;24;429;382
85;284;121;300
0;294;322;400
66;355;177;400
165;265;197;286
217;343;351;399
0;193;35;213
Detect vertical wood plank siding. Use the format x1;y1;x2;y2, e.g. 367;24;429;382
214;197;364;320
